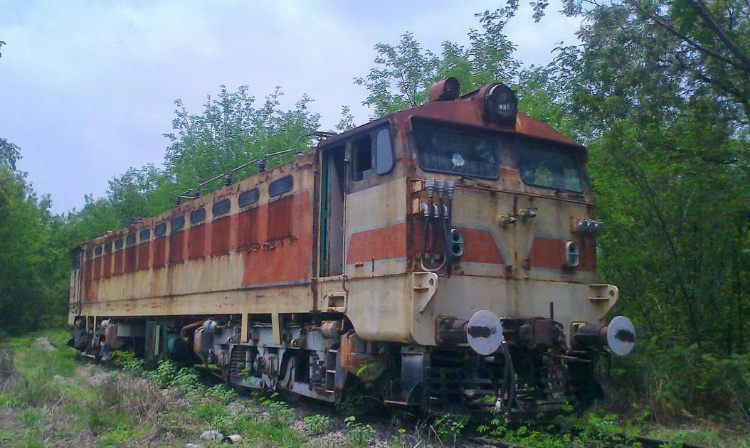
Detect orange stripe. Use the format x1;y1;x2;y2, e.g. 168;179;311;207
411;226;505;265
458;228;504;264
529;236;562;269
529;236;596;272
241;192;313;286
347;223;407;265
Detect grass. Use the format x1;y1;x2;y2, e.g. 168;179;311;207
0;328;747;447
0;328;311;447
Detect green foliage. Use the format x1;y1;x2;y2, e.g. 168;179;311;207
335;105;356;132
109;350;145;375
543;1;750;362
164;85;320;197
0;137;20;171
606;342;750;421
493;0;749;117
302;413;331;435
0;163;62;336
476;413;643;448
259;392;294;427
344;416;376;447
432;413;469;446
0;331;314;447
354;18;520;119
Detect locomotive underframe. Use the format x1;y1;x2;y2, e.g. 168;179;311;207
73;310;602;416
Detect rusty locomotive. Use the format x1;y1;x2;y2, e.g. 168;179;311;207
69;78;635;415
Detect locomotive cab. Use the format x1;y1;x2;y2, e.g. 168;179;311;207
315;78;635;412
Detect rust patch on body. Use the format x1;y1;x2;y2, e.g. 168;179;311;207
102;254;112;279
241;192;313;286
152;237;167;269
93;257;101;280
114;250;123;276
458;228;504;264
124;246;136;273
237;208;259;249
137;242;151;271
169;231;184;265
187;224;205;260
210;216;232;256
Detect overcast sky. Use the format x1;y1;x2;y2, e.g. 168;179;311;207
0;0;581;214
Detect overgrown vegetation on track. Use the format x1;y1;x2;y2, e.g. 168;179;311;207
0;329;747;447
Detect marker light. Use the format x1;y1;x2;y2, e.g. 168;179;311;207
564;241;580;268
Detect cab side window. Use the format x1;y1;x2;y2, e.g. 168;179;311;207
352;135;372;181
375;128;393;175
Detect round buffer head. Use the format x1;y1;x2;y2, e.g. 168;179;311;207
466;310;504;355
607;316;636;356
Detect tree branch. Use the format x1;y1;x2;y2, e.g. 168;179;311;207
674;53;750;117
684;0;750;70
627;0;748;72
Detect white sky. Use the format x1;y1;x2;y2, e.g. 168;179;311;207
0;0;581;214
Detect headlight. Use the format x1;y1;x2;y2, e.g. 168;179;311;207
564;240;580;268
483;84;518;125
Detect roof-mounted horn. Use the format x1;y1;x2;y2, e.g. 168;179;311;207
429;77;461;102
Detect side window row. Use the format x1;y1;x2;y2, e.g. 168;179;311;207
87;176;294;255
352;127;393;182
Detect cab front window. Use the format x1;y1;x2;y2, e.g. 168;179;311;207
414;125;499;179
516;141;583;192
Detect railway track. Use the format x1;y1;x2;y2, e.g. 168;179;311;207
467;434;714;448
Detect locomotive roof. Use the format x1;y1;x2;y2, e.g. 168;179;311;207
77;87;581;250
322;89;579;150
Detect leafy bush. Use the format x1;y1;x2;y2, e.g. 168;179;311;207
205;383;237;404
109;350;145;375
145;359;180;389
605;342;750;422
345;416;376;447
303;414;331;435
432;413;469;446
261;394;294;427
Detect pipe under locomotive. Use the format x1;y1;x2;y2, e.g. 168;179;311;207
69;78;636;416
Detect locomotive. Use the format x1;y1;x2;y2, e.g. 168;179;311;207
69;78;635;415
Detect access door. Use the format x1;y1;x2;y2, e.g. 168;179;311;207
319;145;346;277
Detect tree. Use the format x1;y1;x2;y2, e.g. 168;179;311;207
335;106;356;132
543;4;750;354
164;85;320;195
0;140;60;334
484;0;750;117
354;33;439;118
57;84;322;256
355;18;521;119
0;138;21;171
